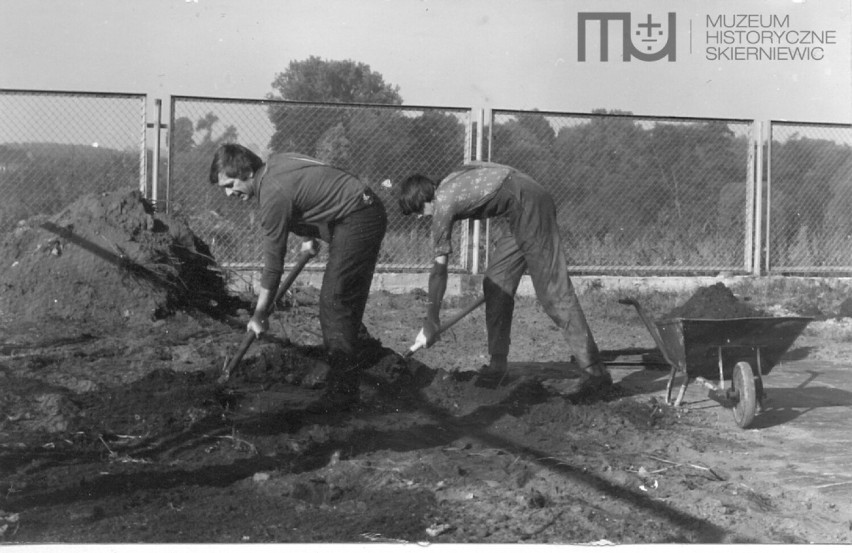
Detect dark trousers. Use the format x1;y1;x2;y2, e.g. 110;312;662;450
319;196;387;382
482;172;601;370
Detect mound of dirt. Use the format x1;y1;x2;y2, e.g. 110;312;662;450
0;188;239;328
663;282;767;320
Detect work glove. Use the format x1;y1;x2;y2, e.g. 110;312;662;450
301;239;320;258
412;316;441;349
247;315;269;339
412;328;429;352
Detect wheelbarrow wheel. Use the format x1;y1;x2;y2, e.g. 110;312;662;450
731;361;758;429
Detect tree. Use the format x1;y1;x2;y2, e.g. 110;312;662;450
195;113;237;152
267;105;344;155
491;113;557;184
551;113;649;242
269;56;403;104
401;111;466;179
771;136;852;262
314;122;351;168
167;112;240;217
266;57;403;156
646;121;740;228
170;117;195;154
517;111;555;145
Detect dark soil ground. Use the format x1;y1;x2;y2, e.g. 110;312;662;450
2;189;852;545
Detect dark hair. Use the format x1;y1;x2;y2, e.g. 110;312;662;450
209;143;264;185
398;174;437;216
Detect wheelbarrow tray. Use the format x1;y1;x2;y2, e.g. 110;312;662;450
655;316;812;380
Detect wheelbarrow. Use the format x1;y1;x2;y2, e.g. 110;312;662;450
619;297;812;428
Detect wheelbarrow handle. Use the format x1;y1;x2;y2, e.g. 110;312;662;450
618;297;680;369
218;250;314;384
404;296;486;359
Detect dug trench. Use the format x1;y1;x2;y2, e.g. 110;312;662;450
1;188;852;544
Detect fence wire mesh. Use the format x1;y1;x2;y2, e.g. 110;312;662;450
0;89;147;233
4;88;852;283
488;110;754;274
167;97;472;274
767;122;852;274
0;89;150;324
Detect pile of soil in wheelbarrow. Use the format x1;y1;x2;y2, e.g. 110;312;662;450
663;282;768;320
0;188;240;329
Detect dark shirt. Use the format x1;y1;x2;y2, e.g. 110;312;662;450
255;152;368;289
430;162;513;257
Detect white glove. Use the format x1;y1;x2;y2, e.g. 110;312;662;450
247;316;268;338
411;328;428;353
301;239;319;257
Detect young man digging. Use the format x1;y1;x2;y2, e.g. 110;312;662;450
398;162;611;396
210;144;387;412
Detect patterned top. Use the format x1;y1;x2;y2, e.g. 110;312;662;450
431;162;513;257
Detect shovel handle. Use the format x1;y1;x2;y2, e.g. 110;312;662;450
404;296;486;359
270;249;315;315
223;330;258;377
218;250;314;384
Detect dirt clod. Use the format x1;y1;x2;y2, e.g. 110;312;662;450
663;282;766;320
0;188;241;326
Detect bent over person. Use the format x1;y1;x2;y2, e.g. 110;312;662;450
210;144;387;412
398;161;611;396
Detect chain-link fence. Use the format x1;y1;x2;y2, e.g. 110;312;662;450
0;89;148;233
4;88;852;279
0;89;153;325
767;122;852;274
167;96;473;273
488;110;755;275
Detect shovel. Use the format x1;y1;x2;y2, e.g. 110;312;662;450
404;295;486;359
218;249;314;384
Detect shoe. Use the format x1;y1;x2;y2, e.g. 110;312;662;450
305;389;359;414
473;363;508;388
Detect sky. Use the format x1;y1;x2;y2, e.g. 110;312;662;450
1;0;850;126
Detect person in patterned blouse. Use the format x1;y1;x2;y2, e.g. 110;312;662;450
398;161;611;395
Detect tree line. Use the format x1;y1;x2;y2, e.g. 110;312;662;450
4;57;850;270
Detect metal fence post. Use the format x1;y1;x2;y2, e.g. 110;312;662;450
152;99;162;206
745;120;756;274
484;108;493;271
146;99;167;208
461;114;472;271
139;99;148;196
764;122;773;275
753;120;765;276
471;108;485;274
166;96;175;214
